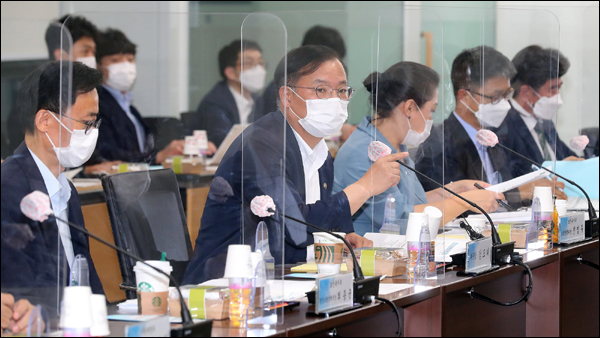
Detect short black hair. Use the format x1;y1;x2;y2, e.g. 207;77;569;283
18;61;103;135
45;15;98;60
451;46;515;97
274;45;345;92
301;25;346;59
95;28;137;63
363;62;439;118
511;45;570;96
218;39;262;81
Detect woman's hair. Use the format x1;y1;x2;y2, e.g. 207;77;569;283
363;61;439;119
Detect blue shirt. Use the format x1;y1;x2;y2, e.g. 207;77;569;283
333;117;428;236
453;112;499;185
102;85;146;153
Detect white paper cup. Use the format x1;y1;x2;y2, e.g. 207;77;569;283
466;215;488;233
423;206;443;241
555;199;568;216
134;261;172;293
406;213;429;242
90;294;110;337
183;136;200;156
223;245;253;279
61;286;93;332
313;232;345;276
533;186;554;213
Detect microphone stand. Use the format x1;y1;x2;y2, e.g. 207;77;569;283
492;142;599;238
48;215;211;337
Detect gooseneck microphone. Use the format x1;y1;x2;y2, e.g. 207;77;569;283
250;195;381;304
477;129;599;238
20;191;210;337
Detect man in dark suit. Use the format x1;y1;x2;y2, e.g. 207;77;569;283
88;29;186;168
1;61;104;321
496;45;580;178
194;39;266;148
183;46;405;284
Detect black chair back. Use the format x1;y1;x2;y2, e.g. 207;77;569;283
180;111;202;136
142;117;186;151
102;169;193;299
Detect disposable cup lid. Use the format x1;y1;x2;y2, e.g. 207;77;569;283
134;260;173;274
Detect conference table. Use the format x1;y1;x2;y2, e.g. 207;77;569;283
103;238;598;337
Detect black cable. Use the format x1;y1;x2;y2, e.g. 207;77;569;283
468;256;533;306
375;296;402;337
577;254;600;270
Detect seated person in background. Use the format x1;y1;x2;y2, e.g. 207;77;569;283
1;293;40;335
2;62;105;315
416;46;566;205
195;39;266;148
334;62;503;235
496;45;580;178
183;46;404;283
88;29;184;167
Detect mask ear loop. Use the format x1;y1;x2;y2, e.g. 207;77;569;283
287;87;306;121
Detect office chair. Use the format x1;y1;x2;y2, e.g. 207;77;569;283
180;111;202;136
580;127;599;158
102;169;193;299
142;117;186;151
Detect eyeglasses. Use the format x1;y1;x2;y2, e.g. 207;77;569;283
289;85;354;101
51;111;101;135
467;87;514;105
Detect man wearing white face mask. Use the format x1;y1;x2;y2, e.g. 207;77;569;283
1;62;105;311
496;45;580;179
193;40;266;148
90;29;185;168
183;46;403;283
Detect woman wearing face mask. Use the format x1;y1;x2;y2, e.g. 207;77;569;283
333;62;503;235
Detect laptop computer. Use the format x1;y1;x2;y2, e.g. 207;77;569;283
205;124;248;171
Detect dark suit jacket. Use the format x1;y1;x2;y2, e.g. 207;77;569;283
183;111;354;284
1;143;104;313
194;81;264;148
415;113;522;205
88;87;158;165
495;106;576;178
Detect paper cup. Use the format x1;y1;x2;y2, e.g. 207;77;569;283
61;286;93;336
223;245;253;279
134;261;172;293
90;294;110;337
555;199;568;216
406;213;429;242
533;186;554;213
423;206;443;241
466;215;488;233
313;232;345;276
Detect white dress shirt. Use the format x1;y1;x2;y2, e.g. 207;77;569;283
29;148;75;267
228;85;254;125
291;128;329;204
510;98;556;162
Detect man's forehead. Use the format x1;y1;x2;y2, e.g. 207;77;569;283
301;59;347;85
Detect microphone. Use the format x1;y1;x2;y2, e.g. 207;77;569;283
477;129;599;238
21;191;210;337
368;141;515;265
250;195;381;304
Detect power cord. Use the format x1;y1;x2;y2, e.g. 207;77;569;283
577;254;599;270
375;296;402;337
468;254;533;306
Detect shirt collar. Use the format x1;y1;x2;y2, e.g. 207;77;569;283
510;98;538;131
28;147;71;202
103;84;133;107
291;127;329;175
453;111;484;150
228;84;254;106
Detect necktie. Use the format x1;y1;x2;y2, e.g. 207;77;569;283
534;121;553;161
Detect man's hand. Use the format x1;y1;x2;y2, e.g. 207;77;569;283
457;190;504;213
1;293;14;332
205;141;217;157
84;161;123;175
9;299;40;335
345;233;373;250
156;140;185;164
519;177;567;201
451;180;490;194
563;156;584;162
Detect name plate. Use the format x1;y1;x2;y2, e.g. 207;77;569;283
558;212;585;243
125;316;170;337
465;237;493;274
315;273;354;314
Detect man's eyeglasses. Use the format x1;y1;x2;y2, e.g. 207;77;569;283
51;111;101;135
289;85;354;101
467;87;514;105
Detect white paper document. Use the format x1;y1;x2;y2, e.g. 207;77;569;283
486;166;551;193
363;233;406;249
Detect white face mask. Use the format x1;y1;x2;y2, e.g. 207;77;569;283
106;61;137;92
402;105;433;147
76;56;97;69
529;90;562;120
461;91;510;128
240;65;266;93
45;113;99;168
288;88;349;138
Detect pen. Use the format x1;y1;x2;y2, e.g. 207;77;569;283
473;183;514;211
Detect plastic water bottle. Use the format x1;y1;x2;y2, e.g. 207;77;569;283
380;194;400;234
70;254;90;287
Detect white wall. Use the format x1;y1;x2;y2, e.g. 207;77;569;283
497;1;600;145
